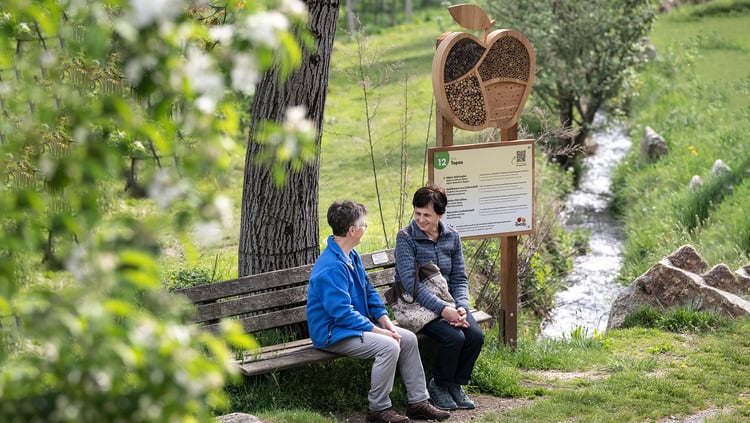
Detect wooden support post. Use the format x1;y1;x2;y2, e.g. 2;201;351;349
500;235;518;348
500;124;519;349
436;114;453;147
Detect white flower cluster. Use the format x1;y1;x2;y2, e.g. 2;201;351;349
121;0;308;107
193;195;234;247
129;0;186;29
118;0;314;227
179;47;225;113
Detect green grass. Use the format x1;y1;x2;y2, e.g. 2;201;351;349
225;317;750;422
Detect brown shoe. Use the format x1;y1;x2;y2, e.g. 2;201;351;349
406;400;450;421
366;407;410;423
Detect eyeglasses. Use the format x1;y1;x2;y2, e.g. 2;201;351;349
353;222;368;230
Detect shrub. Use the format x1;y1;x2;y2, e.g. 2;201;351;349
166;267;214;291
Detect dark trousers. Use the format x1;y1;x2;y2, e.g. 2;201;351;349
421;309;484;386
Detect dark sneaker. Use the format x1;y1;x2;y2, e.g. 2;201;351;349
406;400;450;421
427;378;458;411
446;384;475;409
366;407;410;423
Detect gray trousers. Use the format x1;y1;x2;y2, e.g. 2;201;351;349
323;326;429;411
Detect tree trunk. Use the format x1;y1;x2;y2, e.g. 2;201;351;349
238;0;340;276
346;0;357;34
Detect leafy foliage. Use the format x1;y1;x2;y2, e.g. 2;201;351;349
484;0;657;148
0;0;310;421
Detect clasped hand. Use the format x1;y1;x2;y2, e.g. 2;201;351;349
442;306;470;328
374;315;402;343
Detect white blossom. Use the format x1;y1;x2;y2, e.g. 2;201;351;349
231;53;259;95
124;54;157;85
39;157;56;180
209;25;234;44
181;47;224;113
241;12;289;48
166;323;191;345
129;0;184;29
132;320;157;346
148;170;189;209
284;106;314;133
65;244;90;281
41;50;57;67
193;221;223;247
280;0;309;18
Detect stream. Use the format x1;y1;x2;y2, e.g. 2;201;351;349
540;114;633;338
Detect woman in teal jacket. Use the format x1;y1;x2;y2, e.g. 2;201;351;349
307;200;449;423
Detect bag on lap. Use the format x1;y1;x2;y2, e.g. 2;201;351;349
384;261;455;332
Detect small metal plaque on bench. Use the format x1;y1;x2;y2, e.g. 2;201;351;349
372;251;389;265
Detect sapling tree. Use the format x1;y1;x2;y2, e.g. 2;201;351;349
485;0;656;155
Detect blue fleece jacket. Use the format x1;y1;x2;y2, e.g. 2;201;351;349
394;220;470;315
307;235;389;349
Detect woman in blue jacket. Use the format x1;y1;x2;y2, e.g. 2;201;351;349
394;185;485;411
307;200;449;423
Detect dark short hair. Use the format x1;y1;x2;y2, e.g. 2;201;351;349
327;200;367;236
412;184;448;215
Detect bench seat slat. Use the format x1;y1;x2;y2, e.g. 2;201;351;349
233;309;494;376
237;347;339;377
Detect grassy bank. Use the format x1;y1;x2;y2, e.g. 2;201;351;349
612;0;750;281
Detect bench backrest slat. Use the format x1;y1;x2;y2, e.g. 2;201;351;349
200;305;307;335
178;266;313;305
194;285;308;324
176;248;399;335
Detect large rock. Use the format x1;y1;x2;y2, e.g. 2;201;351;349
608;245;750;329
217;413;263;423
639;126;669;163
738;265;750;286
665;244;707;273
703;264;749;296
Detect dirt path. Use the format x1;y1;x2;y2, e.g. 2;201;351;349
334;395;534;423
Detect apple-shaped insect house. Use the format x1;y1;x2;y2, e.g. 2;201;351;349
433;4;535;131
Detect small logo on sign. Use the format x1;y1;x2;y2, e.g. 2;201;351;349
434;151;450;170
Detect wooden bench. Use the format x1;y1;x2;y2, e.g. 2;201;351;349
175;248;493;377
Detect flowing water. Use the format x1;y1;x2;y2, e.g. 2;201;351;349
540;115;633;338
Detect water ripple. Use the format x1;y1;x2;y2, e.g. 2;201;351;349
541;114;632;338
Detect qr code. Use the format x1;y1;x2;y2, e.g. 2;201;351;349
516;150;526;164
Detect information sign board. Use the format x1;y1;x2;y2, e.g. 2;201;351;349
429;140;535;239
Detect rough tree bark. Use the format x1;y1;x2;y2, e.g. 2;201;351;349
238;0;340;277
